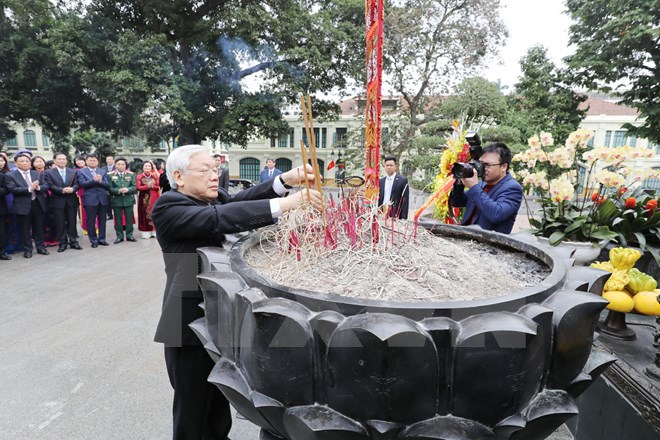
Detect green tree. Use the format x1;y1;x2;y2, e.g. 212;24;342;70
50;0;365;145
478;126;522;148
383;0;507;159
565;0;660;144
71;130;119;159
506;46;587;144
0;1;119;140
439;77;508;129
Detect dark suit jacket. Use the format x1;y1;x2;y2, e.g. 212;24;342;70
259;167;282;183
0;173;8;216
450;173;523;234
44;167;80;209
218;168;229;191
152;182;279;347
5;169;49;215
108;171;137;207
77;167;109;206
378;173;410;219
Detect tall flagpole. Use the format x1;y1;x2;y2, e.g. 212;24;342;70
364;0;384;204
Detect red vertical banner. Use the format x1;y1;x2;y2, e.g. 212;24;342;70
364;0;383;204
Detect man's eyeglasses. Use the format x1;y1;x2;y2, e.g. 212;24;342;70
481;162;503;168
187;167;219;178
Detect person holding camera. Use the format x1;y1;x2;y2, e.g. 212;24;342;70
450;142;522;234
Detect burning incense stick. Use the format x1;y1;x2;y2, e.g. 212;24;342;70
299;140;311;201
300;96;323;194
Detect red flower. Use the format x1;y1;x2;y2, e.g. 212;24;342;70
618;187;627;196
591;192;599;202
598;196;607;206
625;197;637;209
645;199;658;213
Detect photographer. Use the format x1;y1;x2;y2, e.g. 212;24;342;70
450;142;522;234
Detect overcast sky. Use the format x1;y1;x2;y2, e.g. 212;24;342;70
482;0;574;90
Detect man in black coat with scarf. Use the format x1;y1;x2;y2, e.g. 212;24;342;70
152;144;322;440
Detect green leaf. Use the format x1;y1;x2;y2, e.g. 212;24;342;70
612;217;625;226
634;232;647;250
594;199;618;223
589;227;618;240
529;218;542;229
564;219;586;234
548;231;566;246
647;246;660;270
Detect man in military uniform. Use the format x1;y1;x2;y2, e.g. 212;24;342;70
108;157;137;243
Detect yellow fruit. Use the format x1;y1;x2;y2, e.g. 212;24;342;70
602;290;635;313
632;291;660;316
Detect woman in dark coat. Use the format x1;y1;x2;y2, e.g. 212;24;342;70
0;153;11;259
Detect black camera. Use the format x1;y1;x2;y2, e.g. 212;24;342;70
451;132;484;179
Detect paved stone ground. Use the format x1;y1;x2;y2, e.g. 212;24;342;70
0;206;572;439
0;228;260;439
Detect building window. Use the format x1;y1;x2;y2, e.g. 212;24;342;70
6;136;18;147
312;128;320;147
302;128;308;147
587;133;594;147
643;168;660;192
275;158;292;173
42;133;49;147
239;157;260;182
604;130;612;147
23;130;37;148
321;128;327;148
158;140;168;150
613;130;626;147
335;128;347;146
627;134;637;147
278;132;288;148
289;128;295;148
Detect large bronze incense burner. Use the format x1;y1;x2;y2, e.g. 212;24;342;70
191;223;615;440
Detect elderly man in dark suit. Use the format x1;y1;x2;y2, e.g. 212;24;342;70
44;152;82;252
152;144;322;440
378;156;410;219
5;151;50;258
77;152;110;247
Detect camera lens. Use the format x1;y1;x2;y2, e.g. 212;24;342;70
451;162;474;179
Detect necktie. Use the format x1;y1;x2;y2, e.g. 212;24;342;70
23;172;36;200
269;169;273;177
60;169;66;182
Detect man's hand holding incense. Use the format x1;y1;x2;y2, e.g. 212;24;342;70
280;189;323;213
282;163;316;188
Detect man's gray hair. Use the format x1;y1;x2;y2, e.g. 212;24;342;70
166;144;209;190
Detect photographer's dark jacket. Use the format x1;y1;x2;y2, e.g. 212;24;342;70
451;173;522;234
152;183;278;347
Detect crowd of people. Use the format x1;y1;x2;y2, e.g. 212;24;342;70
0;149;194;260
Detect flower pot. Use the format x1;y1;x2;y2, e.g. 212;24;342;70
537;236;602;266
